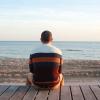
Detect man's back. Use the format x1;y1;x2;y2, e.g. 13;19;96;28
29;43;63;87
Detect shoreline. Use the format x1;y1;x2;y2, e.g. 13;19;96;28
1;56;100;60
0;57;100;84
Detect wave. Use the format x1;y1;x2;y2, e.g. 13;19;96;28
65;49;82;52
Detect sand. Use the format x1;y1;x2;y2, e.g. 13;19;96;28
0;57;100;85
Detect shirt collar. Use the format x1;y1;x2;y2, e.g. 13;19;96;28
42;42;52;46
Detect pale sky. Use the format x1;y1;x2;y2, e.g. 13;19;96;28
0;0;100;41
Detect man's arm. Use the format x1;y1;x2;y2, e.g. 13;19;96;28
58;57;63;73
29;54;33;73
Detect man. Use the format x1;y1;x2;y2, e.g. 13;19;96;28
26;30;64;89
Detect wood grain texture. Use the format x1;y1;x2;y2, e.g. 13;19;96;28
61;86;72;100
35;89;49;100
90;85;100;100
81;85;96;100
23;86;38;100
0;85;9;96
48;88;60;100
0;86;19;100
0;85;100;100
71;86;84;100
10;86;29;100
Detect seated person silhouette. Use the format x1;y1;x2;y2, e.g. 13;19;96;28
26;30;64;89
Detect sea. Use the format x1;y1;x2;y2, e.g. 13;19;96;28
0;41;100;60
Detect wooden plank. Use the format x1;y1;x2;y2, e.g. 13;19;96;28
0;85;100;100
81;85;96;100
10;86;29;100
0;85;9;96
61;86;72;100
48;88;60;100
0;86;19;100
71;86;84;100
35;89;49;100
90;85;100;100
23;86;38;100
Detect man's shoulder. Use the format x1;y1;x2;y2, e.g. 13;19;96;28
30;46;42;54
50;45;62;55
30;44;62;55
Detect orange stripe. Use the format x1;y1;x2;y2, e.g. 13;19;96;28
32;57;60;63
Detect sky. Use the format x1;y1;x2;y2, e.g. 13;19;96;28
0;0;100;41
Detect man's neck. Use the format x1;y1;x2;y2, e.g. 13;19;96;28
42;42;52;45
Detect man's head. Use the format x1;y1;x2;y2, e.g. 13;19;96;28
41;30;53;44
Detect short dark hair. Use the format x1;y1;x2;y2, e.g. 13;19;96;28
41;30;53;43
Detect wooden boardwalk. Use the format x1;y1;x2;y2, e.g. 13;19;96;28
0;85;100;100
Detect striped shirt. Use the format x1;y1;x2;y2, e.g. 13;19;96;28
29;43;63;87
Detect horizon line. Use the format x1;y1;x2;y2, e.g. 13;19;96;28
0;40;100;42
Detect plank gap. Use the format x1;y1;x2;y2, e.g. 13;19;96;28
61;86;72;100
0;86;19;100
9;87;20;100
9;86;21;99
0;86;10;96
59;85;62;100
79;86;85;100
34;89;39;100
71;86;84;100
22;86;31;100
47;90;50;100
81;85;97;100
48;88;60;100
70;86;73;100
23;87;38;100
89;86;98;100
98;85;100;88
10;86;29;100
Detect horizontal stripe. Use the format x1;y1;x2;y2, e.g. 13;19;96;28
32;62;60;67
29;58;63;64
30;53;62;58
31;57;60;63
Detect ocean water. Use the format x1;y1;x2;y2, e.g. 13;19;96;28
0;41;100;60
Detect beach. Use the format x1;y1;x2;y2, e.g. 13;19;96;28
0;57;100;85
